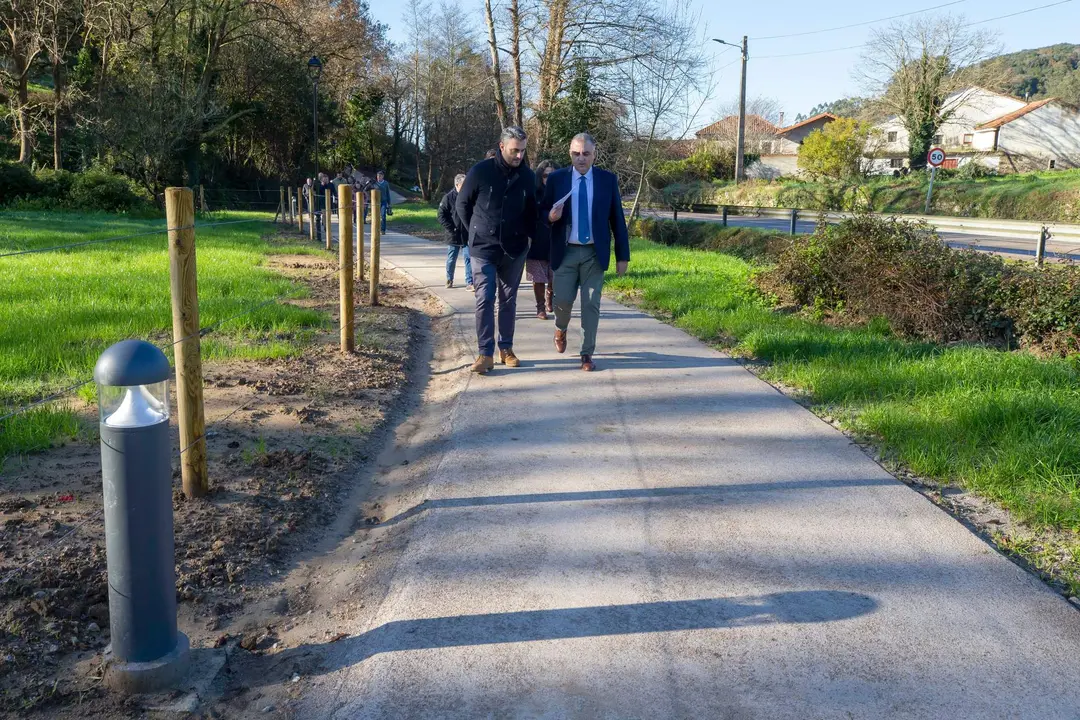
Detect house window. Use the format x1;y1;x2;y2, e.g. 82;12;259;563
887;131;898;142
889;158;903;169
963;134;973;145
933;134;943;145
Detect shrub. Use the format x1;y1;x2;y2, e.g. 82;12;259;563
69;171;152;212
34;168;77;201
797;118;878;180
0;162;40;205
630;216;792;264
1001;264;1080;355
763;215;1011;344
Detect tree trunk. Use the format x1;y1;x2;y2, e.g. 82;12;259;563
509;0;523;128
537;0;568;150
52;57;63;170
483;0;507;128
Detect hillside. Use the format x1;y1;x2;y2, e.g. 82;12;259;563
978;43;1080;104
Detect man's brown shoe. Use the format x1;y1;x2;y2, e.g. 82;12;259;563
499;349;520;368
580;354;595;372
554;329;567;354
536;310;548;320
471;355;494;374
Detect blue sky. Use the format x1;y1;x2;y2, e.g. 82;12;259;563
368;0;1080;127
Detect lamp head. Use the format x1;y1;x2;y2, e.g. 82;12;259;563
307;56;323;79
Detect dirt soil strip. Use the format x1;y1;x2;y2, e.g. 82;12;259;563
0;233;442;718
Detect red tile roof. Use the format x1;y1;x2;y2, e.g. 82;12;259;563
695;114;779;138
777;112;837;134
975;98;1057;130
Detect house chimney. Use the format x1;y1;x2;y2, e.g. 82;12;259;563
779;112;785;127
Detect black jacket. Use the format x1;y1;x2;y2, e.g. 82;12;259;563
528;183;551;261
437;189;467;246
456;155;537;260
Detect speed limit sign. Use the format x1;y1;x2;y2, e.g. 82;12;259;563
927;147;946;167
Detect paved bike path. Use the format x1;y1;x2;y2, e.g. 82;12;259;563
305;229;1080;719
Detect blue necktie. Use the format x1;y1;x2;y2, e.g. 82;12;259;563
577;176;590;244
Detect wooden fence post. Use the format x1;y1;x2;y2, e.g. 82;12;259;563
370;188;381;306
308;185;316;242
356;190;365;283
165;187;209;499
324;188;333;250
339;186;355;353
279;186;286;224
297;186;304;233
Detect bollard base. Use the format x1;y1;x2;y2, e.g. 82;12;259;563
105;632;190;694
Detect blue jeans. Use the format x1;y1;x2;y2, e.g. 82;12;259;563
472;251;527;356
446;244;472;285
363;204;388;232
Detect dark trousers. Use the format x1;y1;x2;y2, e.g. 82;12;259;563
472;250;527;356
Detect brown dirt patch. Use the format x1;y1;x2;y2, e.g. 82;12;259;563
0;236;431;717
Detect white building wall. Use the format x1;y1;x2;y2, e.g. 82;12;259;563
997;104;1080;171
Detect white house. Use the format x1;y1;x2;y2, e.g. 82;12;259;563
869;87;1080;173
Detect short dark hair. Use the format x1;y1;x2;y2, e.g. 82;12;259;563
376;169;385;176
500;126;527;143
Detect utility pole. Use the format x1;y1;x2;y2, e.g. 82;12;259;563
736;36;748;183
713;36;749;184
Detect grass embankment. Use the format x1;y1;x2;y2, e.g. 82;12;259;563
0;210;329;461
386;202;441;232
607;237;1080;594
668;169;1080;223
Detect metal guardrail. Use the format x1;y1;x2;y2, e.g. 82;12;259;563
645;203;1080;245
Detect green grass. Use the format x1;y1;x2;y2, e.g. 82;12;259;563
387;203;441;232
0;210;330;462
607;238;1080;547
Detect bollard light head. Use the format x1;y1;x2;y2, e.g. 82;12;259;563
94;340;171;428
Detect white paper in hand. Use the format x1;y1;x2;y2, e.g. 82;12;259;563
553;188;574;208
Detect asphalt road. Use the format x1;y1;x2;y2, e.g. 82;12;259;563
300;229;1080;719
643;209;1080;261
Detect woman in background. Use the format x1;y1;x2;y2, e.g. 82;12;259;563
528;160;556;319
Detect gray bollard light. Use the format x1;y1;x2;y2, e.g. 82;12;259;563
94;340;189;693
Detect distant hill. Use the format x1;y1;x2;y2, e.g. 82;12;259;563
975;43;1080;104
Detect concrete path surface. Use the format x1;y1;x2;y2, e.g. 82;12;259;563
304;230;1080;718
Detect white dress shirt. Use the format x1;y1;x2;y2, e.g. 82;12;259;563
569;168;594;245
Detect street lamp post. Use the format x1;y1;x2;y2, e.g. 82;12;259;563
713;37;748;184
308;56;323;237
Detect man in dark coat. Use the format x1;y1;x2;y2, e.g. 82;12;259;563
456;126;537;374
541;132;630;372
438;173;472;290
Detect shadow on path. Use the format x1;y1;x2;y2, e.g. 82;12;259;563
235;590;878;688
370;478;895;529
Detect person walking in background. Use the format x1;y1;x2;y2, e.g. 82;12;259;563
541;132;629;372
528;160;556;319
457;126;537;374
484;149;497;160
438;173;473;291
373;170;391;233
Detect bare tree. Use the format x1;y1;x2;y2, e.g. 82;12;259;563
615;3;713;221
857;15;1001;168
699;96;783;156
508;0;524;127
483;0;508;128
42;0;86;169
0;0;46;163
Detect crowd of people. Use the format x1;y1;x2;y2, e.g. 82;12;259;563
302;166;391;233
438;126;629;374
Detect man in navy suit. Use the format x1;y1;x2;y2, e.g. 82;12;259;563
541;133;629;371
